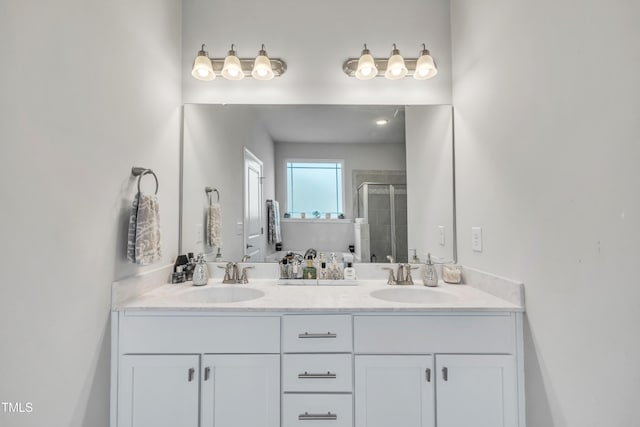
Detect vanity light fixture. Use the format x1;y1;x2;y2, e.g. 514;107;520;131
191;44;215;81
343;43;438;80
191;43;287;81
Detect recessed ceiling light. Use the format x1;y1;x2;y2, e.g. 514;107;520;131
376;119;389;126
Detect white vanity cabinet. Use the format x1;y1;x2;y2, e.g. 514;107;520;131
354;355;435;427
112;313;281;427
112;311;524;427
435;354;517;427
281;315;354;427
353;314;522;427
118;354;200;427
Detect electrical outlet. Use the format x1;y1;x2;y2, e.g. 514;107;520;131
438;226;445;246
195;224;203;244
471;227;483;252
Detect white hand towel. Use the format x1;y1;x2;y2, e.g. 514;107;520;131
127;193;162;265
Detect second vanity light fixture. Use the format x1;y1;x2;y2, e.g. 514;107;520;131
343;44;438;80
191;43;287;81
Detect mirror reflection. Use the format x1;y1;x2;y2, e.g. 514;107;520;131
181;104;454;264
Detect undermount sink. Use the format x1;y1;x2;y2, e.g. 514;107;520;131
180;286;265;303
370;287;458;304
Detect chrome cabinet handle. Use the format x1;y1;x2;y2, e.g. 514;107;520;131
298;332;337;339
188;368;195;382
298;412;337;421
425;368;431;382
298;371;337;379
204;367;211;381
442;367;448;381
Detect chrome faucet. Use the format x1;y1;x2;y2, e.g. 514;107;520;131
219;260;254;284
383;263;416;285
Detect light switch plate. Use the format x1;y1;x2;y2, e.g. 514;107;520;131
438;226;446;246
471;227;483;252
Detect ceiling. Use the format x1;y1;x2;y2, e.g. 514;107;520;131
257;105;406;145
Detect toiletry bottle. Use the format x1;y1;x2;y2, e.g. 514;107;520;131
343;262;356;280
410;249;420;264
423;253;439;287
303;255;317;279
171;265;186;284
192;253;209;286
319;261;328;279
292;260;299;279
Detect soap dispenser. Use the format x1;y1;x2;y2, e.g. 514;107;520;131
192;253;209;286
422;253;438;287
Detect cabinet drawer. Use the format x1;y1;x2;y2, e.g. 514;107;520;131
283;354;353;392
353;315;515;354
283;315;352;353
283;394;353;427
120;315;280;354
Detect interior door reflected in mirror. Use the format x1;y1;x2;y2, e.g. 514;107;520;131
181;104;455;264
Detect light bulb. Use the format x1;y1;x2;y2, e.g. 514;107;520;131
355;45;377;80
191;45;215;81
384;45;408;80
413;46;438;80
252;46;275;80
221;45;245;80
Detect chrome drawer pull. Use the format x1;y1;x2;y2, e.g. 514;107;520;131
188;368;195;382
442;367;448;381
298;371;337;379
298;412;337;421
298;332;337;339
204;367;211;381
425;368;431;382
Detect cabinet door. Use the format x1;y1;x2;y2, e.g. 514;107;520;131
355;355;435;427
436;355;517;427
201;354;280;427
118;354;199;427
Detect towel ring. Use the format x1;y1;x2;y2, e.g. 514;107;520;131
131;167;159;195
205;186;220;203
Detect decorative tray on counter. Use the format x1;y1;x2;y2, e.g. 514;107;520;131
277;279;358;286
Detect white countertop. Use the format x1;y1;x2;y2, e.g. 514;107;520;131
113;278;523;312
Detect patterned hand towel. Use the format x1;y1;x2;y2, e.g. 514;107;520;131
207;202;222;247
267;200;282;244
127;192;162;265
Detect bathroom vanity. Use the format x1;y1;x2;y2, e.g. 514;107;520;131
110;268;525;427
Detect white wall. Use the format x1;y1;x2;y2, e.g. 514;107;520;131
182;104;276;261
182;0;452;105
405;106;454;263
0;1;182;426
451;1;640;426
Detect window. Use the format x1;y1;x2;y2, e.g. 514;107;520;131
286;161;343;217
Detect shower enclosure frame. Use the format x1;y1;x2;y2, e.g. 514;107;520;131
357;181;407;263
